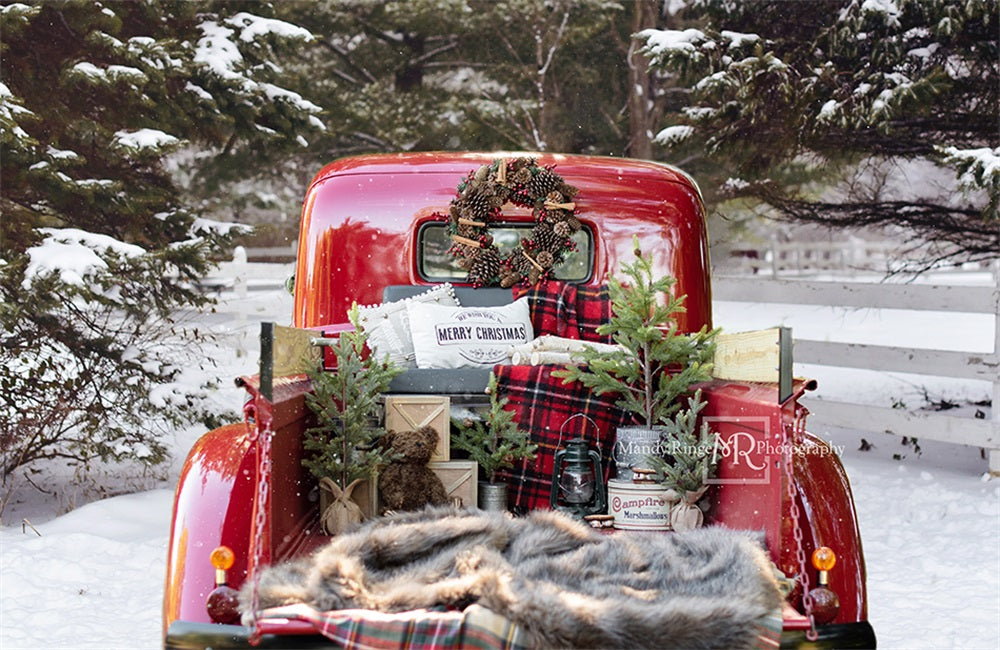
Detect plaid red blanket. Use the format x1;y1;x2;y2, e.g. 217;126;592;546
512;280;613;343
573;284;613;343
257;603;531;649
512;280;579;340
497;281;623;512
492;363;630;512
256;603;784;650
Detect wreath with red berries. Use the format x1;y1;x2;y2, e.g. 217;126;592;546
443;157;582;288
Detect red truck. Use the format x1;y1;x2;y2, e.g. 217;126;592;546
163;152;876;649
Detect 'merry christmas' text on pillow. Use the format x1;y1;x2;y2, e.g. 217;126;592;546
407;298;534;369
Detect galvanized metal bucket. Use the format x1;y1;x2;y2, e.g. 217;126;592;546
612;426;664;480
478;481;508;511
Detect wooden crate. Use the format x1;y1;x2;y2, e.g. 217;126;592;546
352;478;379;519
428;460;478;509
385;395;451;461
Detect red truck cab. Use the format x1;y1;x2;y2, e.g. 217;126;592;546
163;152;875;649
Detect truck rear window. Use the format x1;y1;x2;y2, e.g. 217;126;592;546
418;222;592;282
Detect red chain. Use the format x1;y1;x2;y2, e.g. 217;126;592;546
785;406;818;641
245;403;273;646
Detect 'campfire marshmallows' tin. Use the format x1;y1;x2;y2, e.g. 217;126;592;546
607;479;679;530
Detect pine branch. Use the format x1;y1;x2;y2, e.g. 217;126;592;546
555;237;717;427
648;390;719;494
303;304;402;490
450;373;536;483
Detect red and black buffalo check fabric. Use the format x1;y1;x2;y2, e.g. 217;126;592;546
512;280;580;339
492;363;631;513
573;284;613;343
512;280;614;343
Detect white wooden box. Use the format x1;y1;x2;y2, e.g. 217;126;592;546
385;395;451;461
428;460;478;509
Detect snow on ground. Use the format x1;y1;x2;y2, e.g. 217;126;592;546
1;274;998;650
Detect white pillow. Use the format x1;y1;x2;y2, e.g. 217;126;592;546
407;298;534;369
356;284;459;368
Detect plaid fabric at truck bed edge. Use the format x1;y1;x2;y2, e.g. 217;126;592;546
512;280;579;340
256;603;785;649
258;603;531;650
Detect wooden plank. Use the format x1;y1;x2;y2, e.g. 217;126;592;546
795;339;999;381
711;327;793;402
259;322;324;401
803;398;998;449
243;245;297;260
779;327;793;403
712;328;781;383
272;324;322;378
259;322;273;401
714;277;995;313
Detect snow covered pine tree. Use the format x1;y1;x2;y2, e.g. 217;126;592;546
0;1;323;498
638;0;998;269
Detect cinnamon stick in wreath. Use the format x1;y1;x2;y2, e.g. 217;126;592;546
450;234;482;248
521;250;544;272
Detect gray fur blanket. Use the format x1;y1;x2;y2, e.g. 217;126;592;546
241;506;782;649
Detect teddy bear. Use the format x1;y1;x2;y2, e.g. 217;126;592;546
378;425;450;514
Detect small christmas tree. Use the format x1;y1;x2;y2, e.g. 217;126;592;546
647;390;719;493
554;237;718;427
303;304;403;499
451;373;537;484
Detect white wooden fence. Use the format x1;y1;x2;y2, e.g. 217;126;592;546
243;245;298;262
722;239;898;275
714;267;1000;473
201;247;293;294
718;238;991;277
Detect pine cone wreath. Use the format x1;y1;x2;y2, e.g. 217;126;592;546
528;168;561;198
509;157;535;174
553;220;572;238
558;182;579;199
545;190;565;205
508;250;533;275
463;190;493;221
488;190;506;208
499;266;521;288
564;215;582;231
512;166;533;185
440;157;581;288
468;248;502;286
532;223;561;252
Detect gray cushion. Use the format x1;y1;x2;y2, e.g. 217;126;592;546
383;285;512;307
387;368;493;395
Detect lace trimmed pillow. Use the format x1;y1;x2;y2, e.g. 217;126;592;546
356;284;460;368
